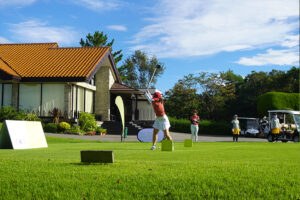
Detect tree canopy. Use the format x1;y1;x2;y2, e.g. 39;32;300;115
119;50;165;88
80;31;123;64
164;67;299;120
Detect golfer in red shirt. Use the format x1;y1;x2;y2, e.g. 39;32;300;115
145;90;172;150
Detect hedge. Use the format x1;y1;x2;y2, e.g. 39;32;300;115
44;123;58;133
169;117;231;135
257;92;300;117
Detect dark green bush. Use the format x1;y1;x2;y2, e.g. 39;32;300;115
44;123;58;133
0;106;26;122
257;92;300;117
79;112;97;132
169;117;231;135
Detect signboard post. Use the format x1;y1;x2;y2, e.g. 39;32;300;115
0;120;48;149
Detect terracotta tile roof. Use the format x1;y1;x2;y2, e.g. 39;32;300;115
0;43;118;82
0;58;20;79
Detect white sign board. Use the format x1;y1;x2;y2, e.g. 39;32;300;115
137;128;164;142
0;120;48;149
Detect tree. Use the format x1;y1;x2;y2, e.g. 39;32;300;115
164;70;244;120
119;50;165;88
164;80;199;119
80;31;123;64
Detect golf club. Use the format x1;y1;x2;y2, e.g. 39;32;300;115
146;64;161;89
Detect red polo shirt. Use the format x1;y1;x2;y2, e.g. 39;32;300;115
152;100;165;117
190;115;199;125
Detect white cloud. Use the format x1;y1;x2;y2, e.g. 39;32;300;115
0;36;10;43
236;48;299;66
0;0;36;7
130;0;299;59
73;0;121;11
237;33;299;66
107;25;127;31
281;34;299;48
9;20;79;45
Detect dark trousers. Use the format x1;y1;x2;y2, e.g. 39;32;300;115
233;134;239;142
272;134;279;141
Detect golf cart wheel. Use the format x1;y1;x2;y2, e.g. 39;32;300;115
267;134;273;142
293;135;299;142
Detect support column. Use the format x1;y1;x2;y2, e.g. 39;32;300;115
95;66;114;121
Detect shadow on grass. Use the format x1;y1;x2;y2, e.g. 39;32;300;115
70;162;112;166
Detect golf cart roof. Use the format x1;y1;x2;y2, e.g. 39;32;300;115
268;110;300;115
238;117;258;120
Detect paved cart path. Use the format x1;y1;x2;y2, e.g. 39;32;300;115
45;132;267;142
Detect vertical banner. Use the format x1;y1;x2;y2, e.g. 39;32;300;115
115;96;125;142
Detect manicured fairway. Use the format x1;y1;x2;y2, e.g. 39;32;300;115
0;137;299;200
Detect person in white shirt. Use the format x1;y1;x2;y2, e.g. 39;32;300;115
270;114;280;141
231;115;240;142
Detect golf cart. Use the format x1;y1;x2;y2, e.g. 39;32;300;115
266;110;300;142
238;117;260;137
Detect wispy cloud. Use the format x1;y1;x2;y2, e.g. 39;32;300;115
106;25;127;31
0;36;10;43
9;20;79;45
73;0;122;11
130;0;299;60
236;34;299;66
0;0;36;7
236;49;299;66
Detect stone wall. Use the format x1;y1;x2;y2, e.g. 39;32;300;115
95;65;114;121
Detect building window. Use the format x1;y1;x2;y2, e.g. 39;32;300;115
41;84;64;116
89;75;95;86
0;83;13;107
72;85;95;116
78;87;85;112
19;83;41;114
85;89;94;113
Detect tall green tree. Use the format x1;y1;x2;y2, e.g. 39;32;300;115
164;78;199;119
80;31;123;64
119;50;165;88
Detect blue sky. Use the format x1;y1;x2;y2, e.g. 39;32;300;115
0;0;299;92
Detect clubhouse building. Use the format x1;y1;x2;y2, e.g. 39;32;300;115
0;43;156;122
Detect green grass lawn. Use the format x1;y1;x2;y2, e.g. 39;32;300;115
0;137;299;200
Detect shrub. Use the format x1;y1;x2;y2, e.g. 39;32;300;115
169;117;231;135
67;125;85;135
257;92;300;117
58;122;71;132
0;122;2;130
95;126;102;133
79;112;97;132
0;106;26;122
25;113;41;121
44;123;58;133
95;126;107;135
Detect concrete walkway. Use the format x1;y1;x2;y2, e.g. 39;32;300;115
46;132;267;142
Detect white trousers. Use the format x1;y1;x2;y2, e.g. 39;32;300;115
191;124;199;142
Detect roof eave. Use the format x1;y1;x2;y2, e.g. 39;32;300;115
85;49;122;84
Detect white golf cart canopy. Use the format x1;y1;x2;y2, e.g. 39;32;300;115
268;110;300;115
